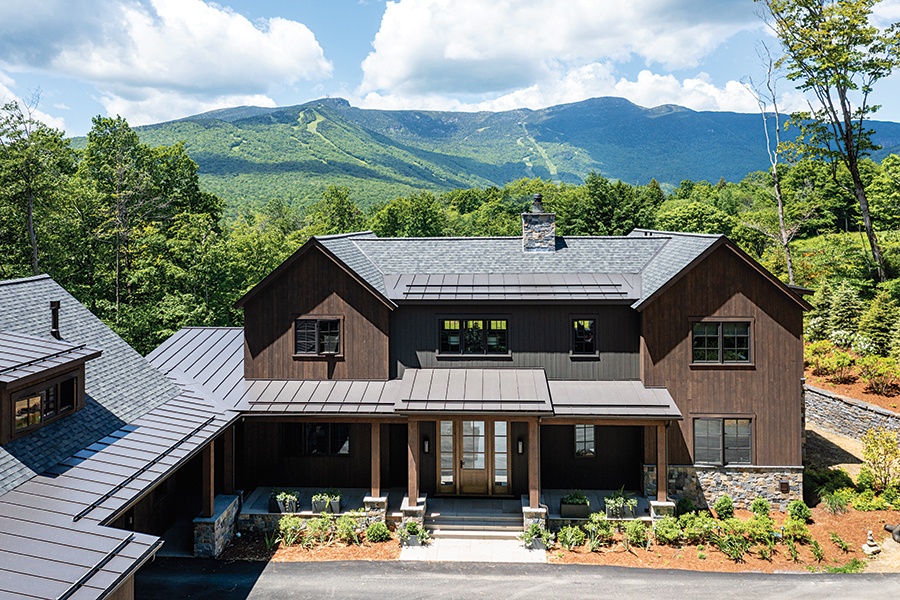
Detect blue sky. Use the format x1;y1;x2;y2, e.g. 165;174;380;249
1;0;899;136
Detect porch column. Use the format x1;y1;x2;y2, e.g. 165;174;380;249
201;442;215;518
656;422;668;502
407;419;420;505
371;422;381;498
527;418;540;509
222;426;235;495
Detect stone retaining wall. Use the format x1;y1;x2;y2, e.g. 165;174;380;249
805;384;900;440
194;494;240;558
643;465;803;511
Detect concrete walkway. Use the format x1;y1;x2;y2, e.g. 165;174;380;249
400;538;546;563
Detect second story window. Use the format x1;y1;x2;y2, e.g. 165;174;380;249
692;321;751;363
295;318;341;355
439;319;508;355
13;376;77;433
574;424;595;457
572;319;596;355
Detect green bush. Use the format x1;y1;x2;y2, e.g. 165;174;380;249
713;495;734;519
828;280;862;337
857;465;876;491
782;518;812;544
674;497;696;516
679;511;718;544
750;497;770;517
805;467;855;502
862;428;900;492
820;348;856;383
858;356;898;395
882;486;898;506
335;512;364;545
717;533;750;562
584;513;615;549
745;515;776;545
365;521;391;543
787;500;812;523
653;516;682;546
720;517;746;537
306;515;334;545
557;525;586;550
852;489;889;511
277;514;305;547
806;340;837;374
857;290;899;356
624;520;648;547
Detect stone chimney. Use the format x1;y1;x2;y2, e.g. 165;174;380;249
522;194;555;252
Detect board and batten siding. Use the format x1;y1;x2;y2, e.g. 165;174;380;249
243;247;391;380
640;244;804;466
390;304;640;380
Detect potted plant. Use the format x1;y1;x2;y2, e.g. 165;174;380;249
560;490;591;519
275;490;298;513
397;521;429;546
604;486;637;519
268;488;281;513
311;492;330;513
519;522;554;550
328;490;342;514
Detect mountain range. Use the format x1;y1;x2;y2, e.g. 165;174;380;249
131;96;900;213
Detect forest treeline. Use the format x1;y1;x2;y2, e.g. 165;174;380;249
2;105;900;354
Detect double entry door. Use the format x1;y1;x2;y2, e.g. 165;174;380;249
437;419;509;495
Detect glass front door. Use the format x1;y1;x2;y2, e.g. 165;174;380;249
437;419;509;495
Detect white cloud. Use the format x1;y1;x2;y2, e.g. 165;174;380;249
0;72;67;131
0;0;331;126
359;0;758;97
97;88;277;126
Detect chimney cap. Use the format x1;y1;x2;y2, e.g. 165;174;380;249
530;194;545;213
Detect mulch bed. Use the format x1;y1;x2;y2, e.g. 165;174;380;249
219;530;401;562
548;507;900;572
806;369;900;414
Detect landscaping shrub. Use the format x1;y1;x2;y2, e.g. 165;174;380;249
679;511;718;544
862;427;900;492
882;486;898;506
277;514;305;547
858;356;898;395
857;290;899;356
821;487;855;515
624;520;648;547
306;515;334;545
806;467;855;498
856;465;876;491
720;517;746;537
335;512;364;545
750;497;770;517
713;495;734;519
652;516;682;546
805;339;836;374
584;513;614;549
782;518;812;544
828;281;862;337
852;489;889;511
717;533;750;563
745;515;776;545
365;521;391;543
557;525;585;551
787;500;812;523
830;531;850;553
811;540;826;563
674;498;696;517
820;347;856;383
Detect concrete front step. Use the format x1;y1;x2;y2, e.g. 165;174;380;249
428;528;522;540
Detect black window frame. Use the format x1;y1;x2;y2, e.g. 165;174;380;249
438;318;509;355
691;320;752;364
571;318;597;355
693;417;752;466
294;317;343;357
574;424;595;458
282;422;351;457
11;374;79;436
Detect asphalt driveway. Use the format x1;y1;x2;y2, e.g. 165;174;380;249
136;558;900;599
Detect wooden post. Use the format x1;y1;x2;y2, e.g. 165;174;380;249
201;442;215;518
371;422;381;498
656;422;667;503
528;418;540;508
222;426;235;495
407;419;419;505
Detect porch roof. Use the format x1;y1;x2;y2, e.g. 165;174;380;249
394;368;554;415
547;380;681;419
235;379;401;414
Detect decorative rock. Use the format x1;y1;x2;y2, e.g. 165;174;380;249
883;523;900;544
862;530;882;556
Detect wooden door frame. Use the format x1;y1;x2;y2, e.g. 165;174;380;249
435;418;511;497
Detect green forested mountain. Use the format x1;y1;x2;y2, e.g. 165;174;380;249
118;96;900;213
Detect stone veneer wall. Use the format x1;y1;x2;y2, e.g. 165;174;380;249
805;384;900;440
643;465;803;511
237;497;389;534
522;213;555;252
194;494;240;558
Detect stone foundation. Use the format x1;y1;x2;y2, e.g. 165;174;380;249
401;494;426;530
194;494;240;558
363;496;388;526
522;496;547;531
805;385;900;441
643;465;803;511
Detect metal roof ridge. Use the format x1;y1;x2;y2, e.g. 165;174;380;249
313;230;375;240
631;228;724;239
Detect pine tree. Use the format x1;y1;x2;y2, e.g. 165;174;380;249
804;280;833;342
828;280;862;339
858;290;900;356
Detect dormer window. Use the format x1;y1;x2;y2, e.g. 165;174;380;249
14;375;77;433
294;317;342;356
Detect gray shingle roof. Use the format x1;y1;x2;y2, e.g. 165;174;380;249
317;230;722;308
0;275;179;497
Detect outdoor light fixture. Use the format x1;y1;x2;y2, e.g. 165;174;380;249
423;437;430;454
517;438;524;454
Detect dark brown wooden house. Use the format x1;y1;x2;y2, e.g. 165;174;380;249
153;196;809;518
